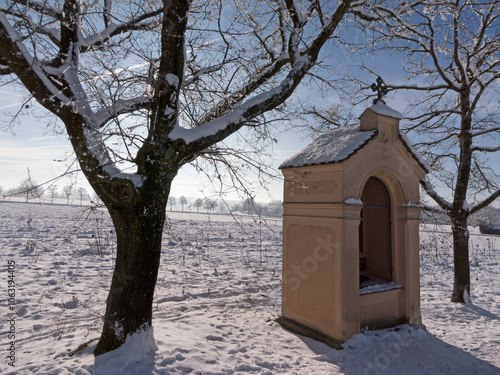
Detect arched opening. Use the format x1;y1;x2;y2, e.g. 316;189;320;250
359;177;392;289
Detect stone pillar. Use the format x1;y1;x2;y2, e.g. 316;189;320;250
339;202;362;341
397;205;422;325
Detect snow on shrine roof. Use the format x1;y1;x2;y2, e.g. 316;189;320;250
367;102;404;119
279;124;376;169
399;132;431;172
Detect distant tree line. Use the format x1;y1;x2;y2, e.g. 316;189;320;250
1;179;90;206
166;195;283;217
2;182;283;215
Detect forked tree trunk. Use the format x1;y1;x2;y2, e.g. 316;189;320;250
94;188;169;356
450;216;471;303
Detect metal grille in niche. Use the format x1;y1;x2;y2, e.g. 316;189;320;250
359;177;392;288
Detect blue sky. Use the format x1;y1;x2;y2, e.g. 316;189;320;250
1;75;499;206
0;84;310;202
1;10;499;206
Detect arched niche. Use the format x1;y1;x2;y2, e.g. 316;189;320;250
359;176;393;287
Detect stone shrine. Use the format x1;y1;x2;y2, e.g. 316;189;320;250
278;99;429;348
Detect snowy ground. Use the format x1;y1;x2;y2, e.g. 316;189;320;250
0;202;499;374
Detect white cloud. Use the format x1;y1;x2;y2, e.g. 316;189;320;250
0;138;74;189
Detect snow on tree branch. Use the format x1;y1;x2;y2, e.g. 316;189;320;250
92;97;153;128
472;145;500;153
388;83;455;92
420;176;452;212
0;12;71;106
0;5;146;189
7;0;62;20
0;63;11;75
470;188;500;215
473;127;500;137
194;52;291;126
79;8;163;52
168;0;354;153
1;0;368;200
285;0;305;27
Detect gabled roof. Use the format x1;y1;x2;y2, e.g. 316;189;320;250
367;102;404;119
280;124;431;173
399;132;431;173
279;124;377;169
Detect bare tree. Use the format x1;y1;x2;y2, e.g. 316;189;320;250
204;198;216;214
242;196;261;214
298;103;358;135
76;187;87;206
0;0;397;358
62;184;73;206
193;198;203;213
352;0;500;302
267;199;284;217
47;184;58;204
18;177;42;202
218;201;227;213
179;196;188;212
167;196;177;211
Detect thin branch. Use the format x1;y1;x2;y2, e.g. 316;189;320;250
171;0;354;156
92;97;153;128
9;0;62;19
80;8;163;52
420;177;452;212
470;188;500;215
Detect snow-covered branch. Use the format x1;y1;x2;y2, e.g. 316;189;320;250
349;0;420;21
184;59;238;88
92;97;153;128
470;188;500;215
0;62;11;75
420;177;452;212
472;145;500;153
421;204;446;215
285;0;305;27
473;127;500;137
389;83;455;92
8;0;62;20
0;13;70;107
169;0;354;153
59;0;80;65
195;52;291;126
79;8;163;52
0;4;142;190
169;64;309;148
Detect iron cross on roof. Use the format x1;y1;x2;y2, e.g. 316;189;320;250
371;76;388;104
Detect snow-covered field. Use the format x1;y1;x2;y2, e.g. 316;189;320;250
1;202;499;374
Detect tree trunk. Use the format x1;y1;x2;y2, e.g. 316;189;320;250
449;86;473;303
450;217;471;303
94;189;169;356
